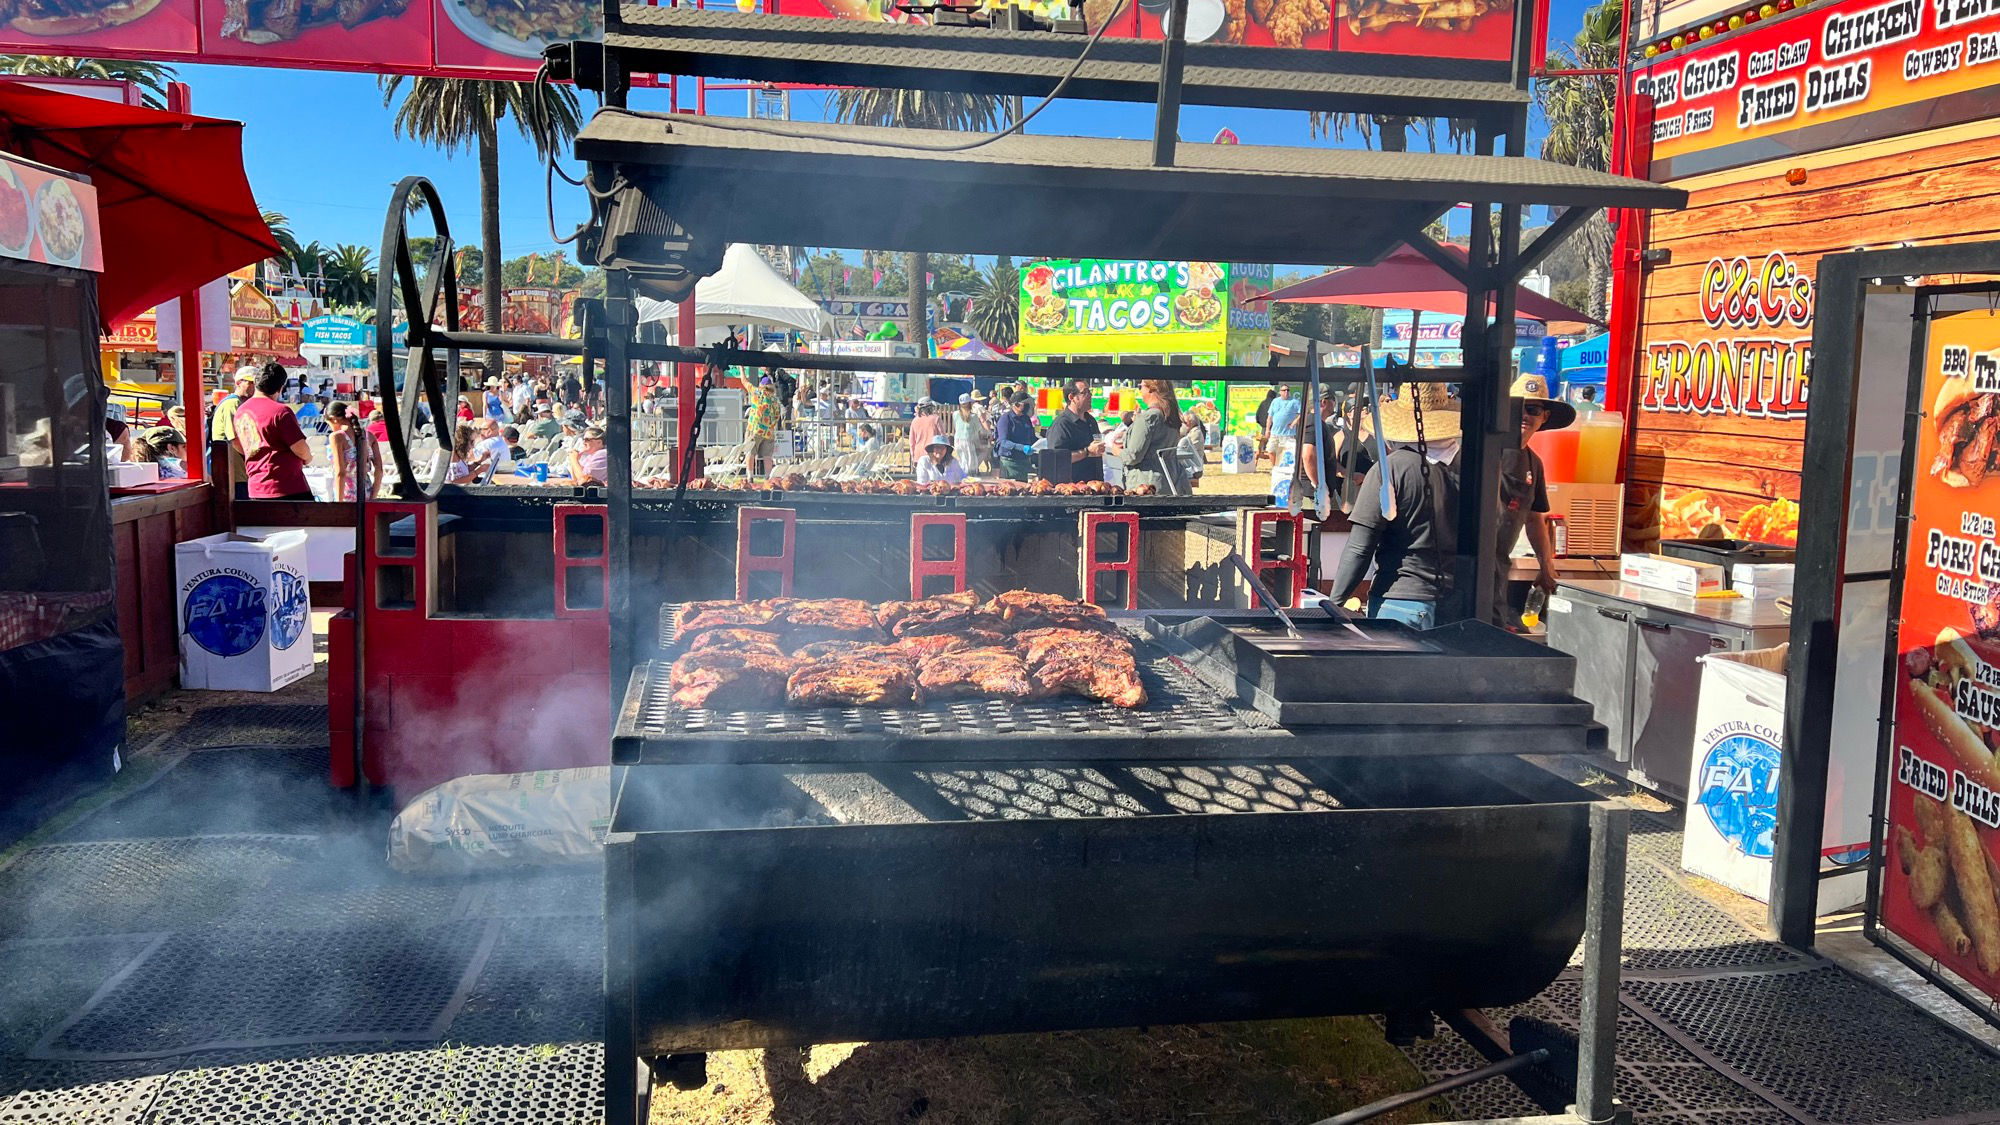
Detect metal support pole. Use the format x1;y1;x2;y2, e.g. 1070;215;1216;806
1151;0;1190;168
676;295;698;479
1575;802;1628;1125
604;277;635;716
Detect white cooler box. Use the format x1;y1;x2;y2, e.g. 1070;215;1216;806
175;531;315;692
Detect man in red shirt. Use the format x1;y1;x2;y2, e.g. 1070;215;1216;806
235;363;315;500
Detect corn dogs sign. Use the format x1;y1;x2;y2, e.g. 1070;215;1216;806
1887;308;2000;993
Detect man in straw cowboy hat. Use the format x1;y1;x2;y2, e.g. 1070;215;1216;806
1478;373;1572;629
1330;375;1571;628
1329;383;1462;630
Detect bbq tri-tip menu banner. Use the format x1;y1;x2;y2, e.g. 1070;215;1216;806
1884;307;2000;1000
1632;0;2000;177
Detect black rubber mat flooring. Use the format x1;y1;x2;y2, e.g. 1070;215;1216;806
0;836;318;942
58;745;342;841
1626;964;2000;1125
157;705;328;752
31;920;495;1060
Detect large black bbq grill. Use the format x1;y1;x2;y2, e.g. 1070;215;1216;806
605;606;1620;1103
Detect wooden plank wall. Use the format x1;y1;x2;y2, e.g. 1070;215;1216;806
1627;118;2000;550
112;487;214;704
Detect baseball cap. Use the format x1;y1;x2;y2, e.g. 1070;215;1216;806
536;403;554;415
917;396;933;406
140;426;184;448
959;393;973;405
562;410;587;428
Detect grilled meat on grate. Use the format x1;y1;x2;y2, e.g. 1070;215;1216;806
990;590;1112;632
782;598;882;635
677;601;784;637
896;631;1006;661
1033;650;1147;708
686;628;785;656
874;590;981;632
669;649;794;709
917;647;1037;700
1012;626;1135;670
787;653;920;707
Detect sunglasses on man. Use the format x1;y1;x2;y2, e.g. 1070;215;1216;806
1522;403;1550;418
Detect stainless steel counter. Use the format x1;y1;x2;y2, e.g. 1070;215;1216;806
1556;578;1793;632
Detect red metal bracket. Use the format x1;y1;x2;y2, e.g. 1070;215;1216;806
910;512;968;599
736;506;797;600
1078;510;1139;610
553;504;610;618
1237;509;1308;608
361;500;432;616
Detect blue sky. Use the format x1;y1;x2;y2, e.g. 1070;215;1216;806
183;0;1597;265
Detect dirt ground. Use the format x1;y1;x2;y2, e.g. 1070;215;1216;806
650;1020;1445;1125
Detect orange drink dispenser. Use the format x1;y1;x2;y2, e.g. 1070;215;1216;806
1529;427;1580;482
1574;411;1624;484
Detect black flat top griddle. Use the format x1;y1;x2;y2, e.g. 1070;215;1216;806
616;615;1599;765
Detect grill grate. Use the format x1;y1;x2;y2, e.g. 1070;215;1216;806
903;762;1341;822
629;635;1270;743
0;1068;165;1124
30;921;496;1061
1625;964;2000;1125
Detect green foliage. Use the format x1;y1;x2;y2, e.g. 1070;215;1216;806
323;244;377;308
0;56;176;107
968;260;1020;350
501;254;585;289
1552;277;1596;315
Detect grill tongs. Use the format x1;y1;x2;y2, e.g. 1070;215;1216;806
1227;551;1369;643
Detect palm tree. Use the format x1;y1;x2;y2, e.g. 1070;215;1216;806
968;260;1020;351
828;90;1011;346
379;77;581;373
1536;0;1624;319
324;244;378;309
0;56;176;107
1307;112;1474;154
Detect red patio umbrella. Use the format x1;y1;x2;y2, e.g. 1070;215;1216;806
1250;243;1598;325
0;82;278;326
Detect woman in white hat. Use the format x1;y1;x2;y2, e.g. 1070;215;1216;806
1494;372;1573;625
1328;383;1461;629
915;433;966;485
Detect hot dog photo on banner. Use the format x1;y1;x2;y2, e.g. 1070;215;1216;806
1887;307;2000;996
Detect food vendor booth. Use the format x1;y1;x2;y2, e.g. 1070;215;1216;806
0;83;280;839
0;154;120;844
343;0;1687;1114
1561;0;2000;1013
1015;258;1274;436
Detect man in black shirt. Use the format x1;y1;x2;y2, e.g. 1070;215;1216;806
1329;384;1460;629
1045;385;1105;482
1494;373;1569;626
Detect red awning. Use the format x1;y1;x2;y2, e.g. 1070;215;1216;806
1251;243;1599;325
0;82;278;326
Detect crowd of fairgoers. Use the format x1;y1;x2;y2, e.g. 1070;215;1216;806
119;361;1230;501
716;374;1217;491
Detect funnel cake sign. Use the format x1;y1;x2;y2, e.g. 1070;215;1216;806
1640;250;1815;422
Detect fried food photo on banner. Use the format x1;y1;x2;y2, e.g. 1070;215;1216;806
1931;380;2000;489
1899;626;2000;975
1334;0;1505;34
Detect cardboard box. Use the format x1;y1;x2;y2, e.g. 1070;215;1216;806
1620;552;1726;597
175;531;314;692
108;462;159;487
1732;562;1795;598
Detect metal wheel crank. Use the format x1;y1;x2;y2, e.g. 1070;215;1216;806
375;175;463;500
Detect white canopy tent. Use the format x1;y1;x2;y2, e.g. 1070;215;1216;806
632;243;837;341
